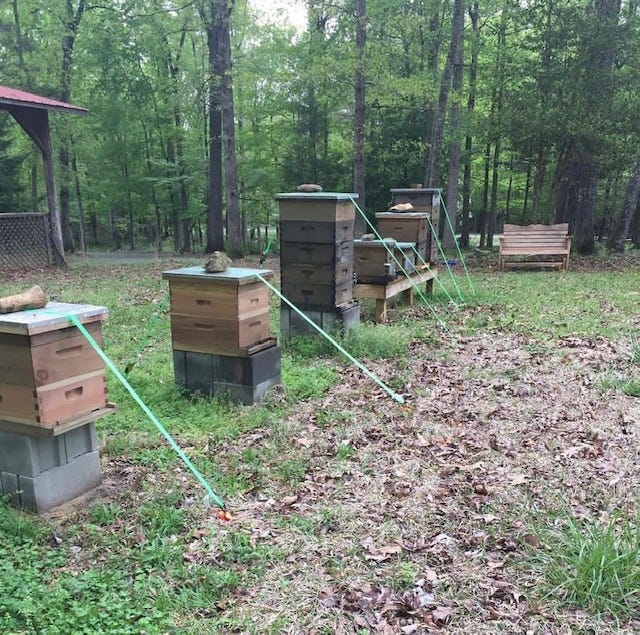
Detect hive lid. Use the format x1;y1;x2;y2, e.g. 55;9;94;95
275;192;358;200
0;302;108;335
162;266;273;284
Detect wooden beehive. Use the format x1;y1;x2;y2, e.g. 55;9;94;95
0;303;108;427
390;188;441;262
354;240;417;283
375;212;429;245
162;266;275;357
276;192;358;310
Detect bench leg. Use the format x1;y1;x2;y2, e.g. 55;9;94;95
425;278;434;295
375;299;388;322
401;287;414;307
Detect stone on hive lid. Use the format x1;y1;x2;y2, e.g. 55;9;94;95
296;183;323;193
203;251;232;273
361;233;376;241
388;202;414;212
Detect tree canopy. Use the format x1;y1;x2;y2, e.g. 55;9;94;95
1;0;639;254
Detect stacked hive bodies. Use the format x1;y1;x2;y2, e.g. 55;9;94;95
0;302;110;512
276;192;360;336
353;188;440;284
163;266;280;405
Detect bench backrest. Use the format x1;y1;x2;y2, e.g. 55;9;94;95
502;223;570;250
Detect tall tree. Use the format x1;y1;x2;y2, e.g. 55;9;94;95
460;1;479;248
607;158;640;251
219;0;243;253
443;0;464;249
200;0;225;253
554;0;622;253
59;0;87;252
353;0;367;236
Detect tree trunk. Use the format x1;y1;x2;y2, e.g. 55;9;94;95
479;141;491;248
531;144;547;223
555;144;597;253
522;161;532;223
71;154;86;252
203;1;225;253
353;0;367;237
424;0;464;188
607;158;640;251
487;140;501;247
58;0;86;253
443;0;464;250
460;1;479;249
219;0;243;254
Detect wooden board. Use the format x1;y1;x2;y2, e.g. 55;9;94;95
168;280;270;321
280;262;353;287
0;322;104;387
354;266;438;322
354;240;417;282
280;241;353;266
498;223;571;271
390;188;441;214
279;220;355;244
0;403;116;438
162;266;274;286
0;302;107;336
0;370;108;427
171;337;278;358
281;281;353;309
170;312;271;351
277;198;355;222
375;213;429;245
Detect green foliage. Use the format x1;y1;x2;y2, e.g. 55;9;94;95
530;510;640;615
281;355;339;400
284;323;411;361
599;373;640;397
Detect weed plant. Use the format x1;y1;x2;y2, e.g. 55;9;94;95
529;509;640;616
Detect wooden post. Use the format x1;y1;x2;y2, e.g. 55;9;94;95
9;108;66;267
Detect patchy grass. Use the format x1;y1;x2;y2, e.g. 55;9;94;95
0;252;639;632
529;509;640;615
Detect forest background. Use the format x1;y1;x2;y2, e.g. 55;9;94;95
1;0;640;259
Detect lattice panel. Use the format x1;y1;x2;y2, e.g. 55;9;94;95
0;213;53;268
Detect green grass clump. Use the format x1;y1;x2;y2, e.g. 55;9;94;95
285;322;411;360
598;373;640;397
530;510;640;615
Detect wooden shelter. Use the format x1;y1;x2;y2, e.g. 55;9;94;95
0;85;88;266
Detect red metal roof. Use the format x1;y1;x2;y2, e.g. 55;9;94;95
0;85;87;114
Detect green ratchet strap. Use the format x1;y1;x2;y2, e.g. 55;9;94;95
57;310;226;511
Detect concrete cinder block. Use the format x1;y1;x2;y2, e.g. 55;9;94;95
64;422;98;460
2;450;102;513
280;303;360;339
0;423;98;477
172;347;281;405
212;375;281;405
172;350;187;386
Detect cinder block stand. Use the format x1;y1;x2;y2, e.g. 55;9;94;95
0;419;102;512
0;302;113;512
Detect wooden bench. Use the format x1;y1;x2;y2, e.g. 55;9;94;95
498;223;572;271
